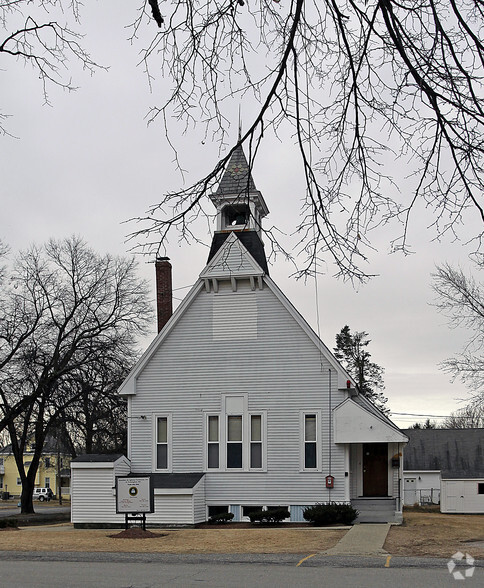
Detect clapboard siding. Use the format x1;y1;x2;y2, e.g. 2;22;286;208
203;237;257;277
148;495;194;525
129;278;350;505
193;478;207;523
441;479;484;513
71;458;130;524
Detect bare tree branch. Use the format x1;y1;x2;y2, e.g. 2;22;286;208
0;236;153;513
432;256;484;401
127;0;484;281
0;1;103;133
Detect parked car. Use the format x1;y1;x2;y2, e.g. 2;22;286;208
33;487;54;502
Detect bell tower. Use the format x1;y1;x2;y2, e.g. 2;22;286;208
210;145;269;238
207;145;270;273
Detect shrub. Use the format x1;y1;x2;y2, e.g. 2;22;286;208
303;503;358;526
249;507;290;524
208;512;234;524
247;509;265;523
0;518;18;529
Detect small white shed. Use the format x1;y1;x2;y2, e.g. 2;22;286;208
441;473;484;514
144;473;206;526
71;454;130;527
71;455;207;527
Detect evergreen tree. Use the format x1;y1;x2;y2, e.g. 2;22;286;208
411;419;437;429
334;325;388;413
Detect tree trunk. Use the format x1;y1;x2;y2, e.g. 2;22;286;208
20;479;35;514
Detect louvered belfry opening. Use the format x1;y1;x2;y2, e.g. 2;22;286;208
155;257;173;333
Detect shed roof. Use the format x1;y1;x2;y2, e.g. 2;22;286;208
130;472;204;489
71;454;124;463
403;428;484;477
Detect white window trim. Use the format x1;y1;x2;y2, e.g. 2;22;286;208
300;410;322;472
222;394;248;415
205;413;221;470
240;504;291;522
153;413;173;472
203;397;267;472
226;413;244;470
248;411;266;471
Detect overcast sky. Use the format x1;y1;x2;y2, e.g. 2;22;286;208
1;2;479;428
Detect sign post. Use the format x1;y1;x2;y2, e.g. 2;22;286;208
116;477;154;531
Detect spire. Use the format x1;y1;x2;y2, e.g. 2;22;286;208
238;105;242;142
208;143;270;274
214;144;257;198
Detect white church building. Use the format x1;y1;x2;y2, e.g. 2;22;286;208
71;146;408;526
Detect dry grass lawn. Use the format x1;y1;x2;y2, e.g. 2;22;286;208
0;525;346;554
0;511;482;557
385;511;484;558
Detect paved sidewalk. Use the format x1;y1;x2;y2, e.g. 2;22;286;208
324;523;391;556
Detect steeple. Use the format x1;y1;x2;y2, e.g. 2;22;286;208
208;145;270;274
210;144;269;238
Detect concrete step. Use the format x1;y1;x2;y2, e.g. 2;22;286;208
352;499;396;510
354;511;401;525
352;498;399;523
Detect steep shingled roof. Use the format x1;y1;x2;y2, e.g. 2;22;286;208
214;144;257;196
403;428;484;478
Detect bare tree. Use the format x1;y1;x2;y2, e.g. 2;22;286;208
128;1;484;281
433;258;484;403
60;353;134;457
441;403;484;428
0;1;100;134
0;237;152;513
4;3;484;279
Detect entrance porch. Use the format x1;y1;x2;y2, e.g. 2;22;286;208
333;398;408;523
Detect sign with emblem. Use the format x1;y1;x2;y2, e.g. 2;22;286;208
116;476;154;513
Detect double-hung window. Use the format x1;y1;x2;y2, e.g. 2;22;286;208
206;395;265;471
155;415;171;471
250;415;262;469
207;415;220;469
227;415;243;468
302;412;319;470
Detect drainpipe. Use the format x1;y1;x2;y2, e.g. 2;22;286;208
328;369;332;498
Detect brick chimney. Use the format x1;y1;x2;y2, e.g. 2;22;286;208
155;257;173;333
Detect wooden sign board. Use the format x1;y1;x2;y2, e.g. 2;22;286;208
116;476;154;514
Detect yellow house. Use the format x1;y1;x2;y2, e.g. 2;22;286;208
0;437;71;499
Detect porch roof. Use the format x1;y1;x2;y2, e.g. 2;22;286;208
333;398;408;443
